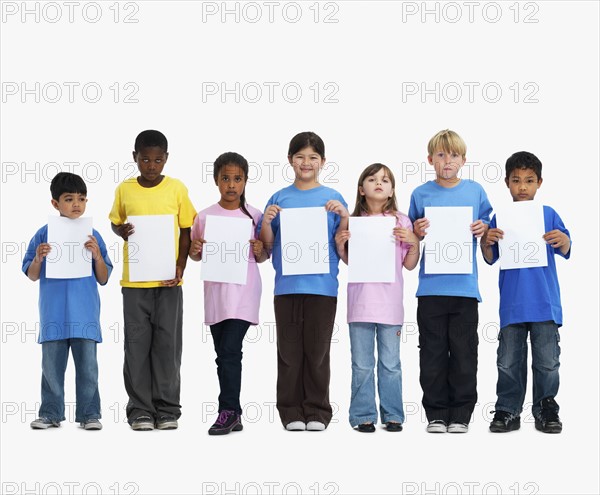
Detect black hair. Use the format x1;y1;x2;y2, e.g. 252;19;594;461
505;151;542;180
50;172;87;200
213;152;255;225
287;131;325;158
134;130;168;153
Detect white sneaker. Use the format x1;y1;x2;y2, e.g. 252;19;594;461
306;421;326;431
447;422;469;433
426;420;447;433
285;421;306;431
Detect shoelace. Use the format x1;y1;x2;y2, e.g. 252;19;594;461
214;410;234;426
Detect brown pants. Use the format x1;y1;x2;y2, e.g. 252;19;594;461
274;294;337;427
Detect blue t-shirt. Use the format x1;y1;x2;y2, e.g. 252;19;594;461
22;225;113;343
258;184;347;297
487;206;571;328
408;180;492;301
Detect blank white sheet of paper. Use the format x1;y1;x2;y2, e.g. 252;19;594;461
201;215;253;284
496;201;548;270
46;216;93;279
280;207;329;276
127;215;176;282
424;206;473;274
348;216;396;283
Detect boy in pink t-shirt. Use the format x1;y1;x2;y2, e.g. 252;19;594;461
336;164;420;433
189;152;268;435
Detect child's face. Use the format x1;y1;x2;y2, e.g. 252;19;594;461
428;149;465;181
289;146;325;184
506;167;542;201
51;192;87;219
217;164;246;208
133;146;168;187
359;168;394;201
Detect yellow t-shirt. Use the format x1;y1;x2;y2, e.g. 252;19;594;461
109;176;196;288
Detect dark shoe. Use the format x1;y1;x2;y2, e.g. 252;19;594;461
131;415;154;431
80;418;103;430
489;411;520;433
426;420;447;433
357;422;375;433
385;422;403;432
156;415;178;430
30;417;60;429
535;398;562;433
208;410;243;436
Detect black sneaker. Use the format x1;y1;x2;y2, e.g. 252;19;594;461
131;415;154;431
489;411;521;433
535;398;562;434
208;410;243;436
156;415;178;430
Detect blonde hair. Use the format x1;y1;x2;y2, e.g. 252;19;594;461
427;129;467;158
351;163;398;217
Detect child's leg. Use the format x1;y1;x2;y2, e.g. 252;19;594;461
40;340;70;422
302;295;336;425
447;296;479;424
348;322;377;427
70;338;100;423
417;296;451;423
530;321;560;418
151;286;183;419
494;323;528;416
209;319;250;414
122;288;155;422
274;295;306;425
375;324;404;424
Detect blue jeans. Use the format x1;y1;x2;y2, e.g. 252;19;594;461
40;339;100;423
495;321;560;418
349;323;404;426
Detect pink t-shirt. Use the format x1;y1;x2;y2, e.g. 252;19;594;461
191;203;263;325
347;211;413;325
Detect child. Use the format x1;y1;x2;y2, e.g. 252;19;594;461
482;151;571;434
109;130;196;431
23;172;112;430
335;164;420;433
189;152;268;435
259;131;349;431
409;129;492;433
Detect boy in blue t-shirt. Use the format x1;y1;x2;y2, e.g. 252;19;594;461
23;173;112;430
482;151;571;434
409;129;492;434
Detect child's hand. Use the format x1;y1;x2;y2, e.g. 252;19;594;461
325;200;349;218
470;220;488;238
394;228;419;245
35;243;51;263
161;265;183;287
249;239;264;259
116;223;134;241
543;229;570;249
84;235;102;261
483;228;504;246
262;205;282;225
335;229;351;249
189;238;206;256
413;218;429;238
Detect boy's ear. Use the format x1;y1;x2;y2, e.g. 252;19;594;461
164;151;169;162
504;177;510;187
132;151;137;161
427;155;433;165
537;177;543;188
51;199;59;210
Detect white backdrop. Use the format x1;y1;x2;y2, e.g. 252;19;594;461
1;1;598;494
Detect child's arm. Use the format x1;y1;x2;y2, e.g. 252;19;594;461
111;222;134;241
334;229;350;264
26;243;51;282
250;239;269;263
162;227;191;287
394;227;420;270
481;227;504;263
259;205;282;252
189;238;205;261
85;235;109;285
412;218;429;240
543;230;571;256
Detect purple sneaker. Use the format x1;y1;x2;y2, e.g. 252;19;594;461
208;410;243;436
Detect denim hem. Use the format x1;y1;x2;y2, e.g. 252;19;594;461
349;416;378;428
76;415;102;423
494;404;523;417
381;415;405;424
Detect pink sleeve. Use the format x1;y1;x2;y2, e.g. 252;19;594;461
190;212;206;241
397;212;413;261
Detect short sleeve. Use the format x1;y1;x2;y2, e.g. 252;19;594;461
93;229;114;286
108;184;126;225
177;183;196;228
478;186;493;224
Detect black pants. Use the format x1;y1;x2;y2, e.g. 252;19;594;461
417;296;479;424
274;294;337;426
122;286;183;423
210;319;250;415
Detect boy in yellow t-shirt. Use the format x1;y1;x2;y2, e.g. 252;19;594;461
109;130;196;431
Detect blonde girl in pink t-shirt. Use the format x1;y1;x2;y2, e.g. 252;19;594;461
189;152;268;436
335;163;420;433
